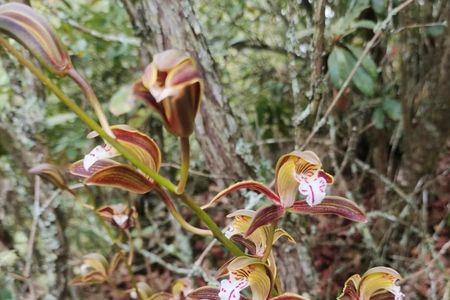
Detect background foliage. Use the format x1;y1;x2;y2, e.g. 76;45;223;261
0;0;449;299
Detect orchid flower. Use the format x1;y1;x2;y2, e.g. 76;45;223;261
187;257;308;300
133;49;202;138
132;49;202;193
203;150;367;236
338;267;404;300
96;204;137;230
70;125;161;194
226;210;295;257
188;265;308;300
71;252;123;286
225;210;295;285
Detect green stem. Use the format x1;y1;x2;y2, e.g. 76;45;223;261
176;136;190;194
261;223;276;262
0;37;244;257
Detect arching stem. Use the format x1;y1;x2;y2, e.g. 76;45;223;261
0;36;244;257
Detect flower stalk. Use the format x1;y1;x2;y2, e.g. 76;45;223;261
67;68;114;137
0;36;244;257
176;136;190;194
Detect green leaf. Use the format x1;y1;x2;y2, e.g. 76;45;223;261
0;289;13;300
426;25;446;37
328;46;375;97
372;107;385;129
109;84;135;116
371;0;388;15
347;45;378;79
382;98;402;121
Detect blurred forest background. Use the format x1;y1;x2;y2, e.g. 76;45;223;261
0;0;449;299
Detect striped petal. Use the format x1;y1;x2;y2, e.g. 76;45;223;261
245;205;285;237
188;287;222;300
69;159;119;178
29;163;68;190
202;180;280;209
0;3;71;75
359;267;404;300
270;293;308;300
85;165;154;194
290;196;367;223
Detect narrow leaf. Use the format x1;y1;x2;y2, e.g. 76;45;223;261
290;196;367;223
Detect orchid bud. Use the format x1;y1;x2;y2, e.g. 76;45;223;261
0;3;72;76
96;204;137;230
135;49;202;137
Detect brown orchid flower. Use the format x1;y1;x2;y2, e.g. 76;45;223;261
96;204;137;230
0;3;72;76
133;49;202;138
134;278;191;300
70;125;161;194
338;267;404;300
70;252;123;286
188;257;308;300
29;163;72;193
203;150;367;236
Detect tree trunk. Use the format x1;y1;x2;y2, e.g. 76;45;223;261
121;0;254;181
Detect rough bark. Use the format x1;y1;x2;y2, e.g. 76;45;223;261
121;0;255;181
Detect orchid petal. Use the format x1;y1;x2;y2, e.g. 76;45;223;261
202;180;280;209
70;159;119;178
245;205;285;237
83;144;118;171
85;165;154;194
247;265;272;300
360;267;404;300
82;253;108;277
296;173;327;206
153;49;190;72
218;277;249;300
290;196;367;223
337;274;361;300
276;158;299;208
0;3;72;75
270;293;308;300
273;229;296;244
29;163;68;190
188;286;221;300
148;293;174;300
111;126;161;171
